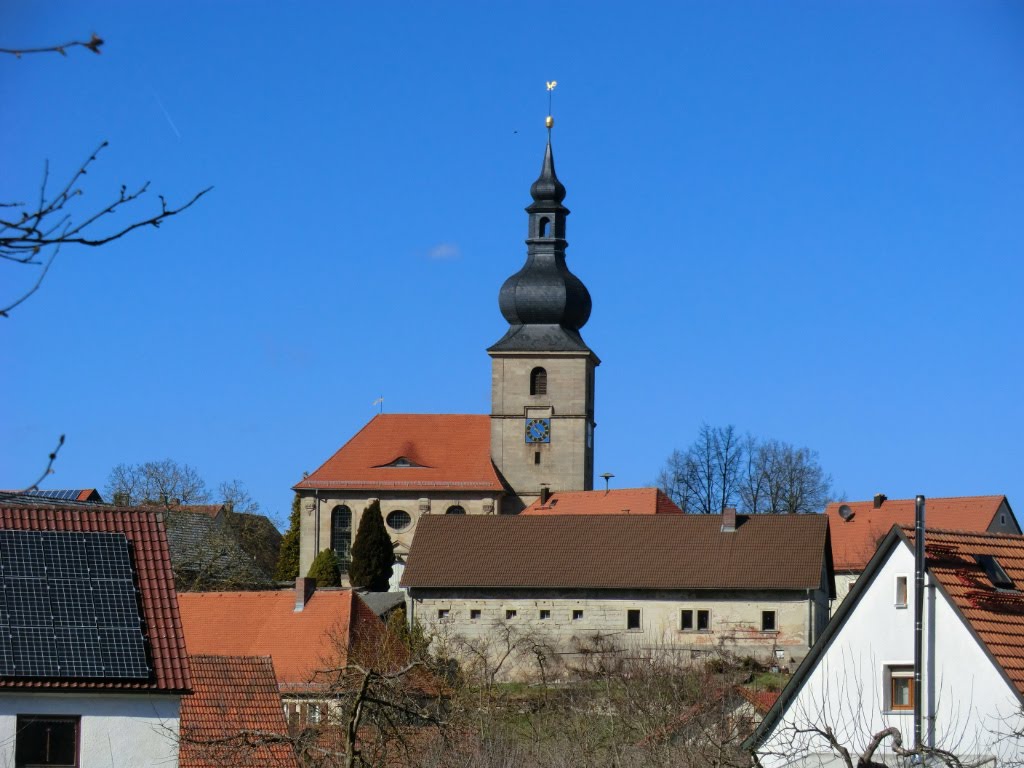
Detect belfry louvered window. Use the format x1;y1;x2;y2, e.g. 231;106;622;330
530;367;548;396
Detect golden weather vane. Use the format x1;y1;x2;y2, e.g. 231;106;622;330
546;80;557;131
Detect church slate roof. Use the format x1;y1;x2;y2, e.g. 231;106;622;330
402;513;832;592
521;488;682;515
295;414;505;492
826;495;1011;571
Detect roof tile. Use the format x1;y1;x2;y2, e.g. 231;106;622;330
295;414;505;492
402;514;829;591
179;655;298;768
827;496;1008;571
0;505;191;692
522;488;682;516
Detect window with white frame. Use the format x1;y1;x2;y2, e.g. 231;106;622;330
437;609;450;620
895;575;909;608
681;609;711;631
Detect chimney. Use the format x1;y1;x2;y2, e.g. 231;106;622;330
721;507;737;533
295;577;316;612
873;493;887;509
540;486;551;505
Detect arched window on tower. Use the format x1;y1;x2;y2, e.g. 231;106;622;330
539;217;550;237
530;367;548;396
331;505;352;569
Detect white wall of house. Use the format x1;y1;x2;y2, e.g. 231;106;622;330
756;543;1024;767
0;692;181;768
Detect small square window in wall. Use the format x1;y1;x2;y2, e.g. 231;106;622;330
572;609;584;621
539;609;551;620
895;575;908;608
627;609;641;630
761;610;777;632
681;609;694;631
438;609;450;620
887;665;914;711
470;609;482;620
506;609;517;620
697;609;711;631
16;716;80;768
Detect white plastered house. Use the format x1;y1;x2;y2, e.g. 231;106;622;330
747;524;1024;766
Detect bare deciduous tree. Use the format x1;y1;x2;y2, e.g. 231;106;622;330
658;424;833;514
106;459;210;508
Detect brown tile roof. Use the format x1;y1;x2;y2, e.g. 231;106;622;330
402;514;830;591
294;414;505;492
178;588;392;692
905;527;1024;698
0;505;191;692
179;655;299;768
827;495;1008;571
522;487;683;516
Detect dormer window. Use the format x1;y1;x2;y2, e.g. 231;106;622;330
530;367;547;396
975;554;1015;590
377;456;426;469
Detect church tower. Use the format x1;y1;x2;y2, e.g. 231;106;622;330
489;125;598;513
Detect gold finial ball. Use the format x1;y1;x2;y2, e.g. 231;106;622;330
545;115;554;129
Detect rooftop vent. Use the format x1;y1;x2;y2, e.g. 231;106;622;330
838;504;855;522
873;493;888;509
975;554;1015;591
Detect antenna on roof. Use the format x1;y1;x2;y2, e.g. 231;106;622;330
599;472;614;492
838;504;854;522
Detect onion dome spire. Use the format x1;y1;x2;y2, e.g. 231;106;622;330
489;122;593;354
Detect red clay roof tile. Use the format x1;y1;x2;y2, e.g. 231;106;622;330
179;655;299;768
0;505;191;693
827;496;1008;572
178;589;391;692
522;488;682;515
294;414;505;492
905;528;1024;698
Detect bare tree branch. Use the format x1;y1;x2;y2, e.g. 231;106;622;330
22;434;65;492
0;34;104;58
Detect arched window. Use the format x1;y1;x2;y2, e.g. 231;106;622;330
386;510;412;531
446;505;466;515
539;217;550;237
331;505;352;567
530;367;548;396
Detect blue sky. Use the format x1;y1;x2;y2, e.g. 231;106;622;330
2;2;1022;526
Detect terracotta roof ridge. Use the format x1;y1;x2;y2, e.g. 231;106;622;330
906;526;1024;541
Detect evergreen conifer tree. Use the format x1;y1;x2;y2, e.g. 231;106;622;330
348;500;394;591
274;493;302;581
307;548;341;587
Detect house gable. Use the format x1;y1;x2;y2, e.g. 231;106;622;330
748;527;1024;765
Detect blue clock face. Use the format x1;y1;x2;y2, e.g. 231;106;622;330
525;418;551;443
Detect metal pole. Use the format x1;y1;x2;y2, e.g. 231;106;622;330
914;494;926;749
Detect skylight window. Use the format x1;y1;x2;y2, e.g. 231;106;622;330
975;555;1015;591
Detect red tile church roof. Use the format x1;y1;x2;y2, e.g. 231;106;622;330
522;488;682;515
827;495;1009;571
295;414;505;492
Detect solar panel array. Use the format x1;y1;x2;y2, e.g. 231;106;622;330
20;490;84;501
0;530;150;680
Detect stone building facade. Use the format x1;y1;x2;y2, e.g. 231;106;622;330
402;511;834;677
